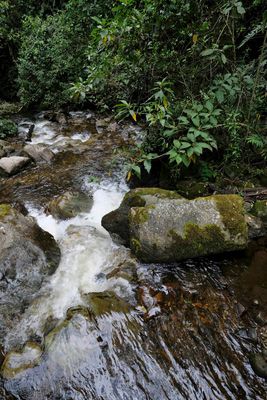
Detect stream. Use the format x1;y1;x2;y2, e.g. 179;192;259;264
0;112;266;399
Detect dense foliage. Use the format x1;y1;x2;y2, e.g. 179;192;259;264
1;0;266;181
0;118;18;139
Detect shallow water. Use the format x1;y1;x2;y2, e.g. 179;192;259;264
0;113;266;399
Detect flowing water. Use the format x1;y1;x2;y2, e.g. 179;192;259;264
0;113;266;399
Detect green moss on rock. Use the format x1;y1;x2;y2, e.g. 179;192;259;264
0;204;11;218
214;194;248;240
168;223;235;261
131;238;142;254
129;205;155;225
128;187;183;200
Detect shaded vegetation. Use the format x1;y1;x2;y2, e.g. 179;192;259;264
0;0;266;181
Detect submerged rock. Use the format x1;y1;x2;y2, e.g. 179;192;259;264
102;188;248;262
84;291;131;316
0;156;30;176
1;342;42;380
0;204;60;347
23;144;54;163
46;190;93;219
250;351;267;379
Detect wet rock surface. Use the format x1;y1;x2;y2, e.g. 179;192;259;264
23;144;54;163
2;248;267;399
46;190;93;219
0;204;60;349
103;189;248;262
0;156;30;176
1;342;42;380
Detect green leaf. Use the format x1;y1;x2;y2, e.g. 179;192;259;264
210;116;218;126
199;142;213;151
180;142;191;149
144;159;152;173
164;129;176;137
215;90;224;103
221;53;227;64
193;144;203;155
187;147;194;157
179;116;189;125
187;132;196;142
181;156;191;167
173;140;181;148
192;115;200;127
167;149;178;158
185;109;197;118
132;165;141;179
205;100;213;112
236;2;245;15
175;155;183;165
200;48;216;56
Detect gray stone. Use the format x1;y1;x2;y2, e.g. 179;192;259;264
0;204;60;348
23;144;54;163
102;188;248;263
245;214;266;239
250;351;267;379
0;156;30;176
102;188;182;246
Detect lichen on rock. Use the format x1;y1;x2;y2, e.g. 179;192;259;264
102;188;249;263
129;194;248;262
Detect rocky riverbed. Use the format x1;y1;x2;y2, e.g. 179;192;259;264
0;111;266;399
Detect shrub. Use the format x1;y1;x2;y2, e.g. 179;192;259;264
0;118;18;139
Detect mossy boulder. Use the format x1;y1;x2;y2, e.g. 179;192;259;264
102;188;248;263
101;188;183;245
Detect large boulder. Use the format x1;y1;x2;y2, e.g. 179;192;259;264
0;204;61;347
102;188;183;246
23;144;54;163
102;188;248;262
46;191;93;220
0;156;30;176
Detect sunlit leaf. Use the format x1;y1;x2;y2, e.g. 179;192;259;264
192;34;198;44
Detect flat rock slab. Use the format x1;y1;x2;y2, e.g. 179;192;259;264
0;156;30;176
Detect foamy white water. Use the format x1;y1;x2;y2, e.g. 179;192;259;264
5;180;132;348
18;117;91;153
